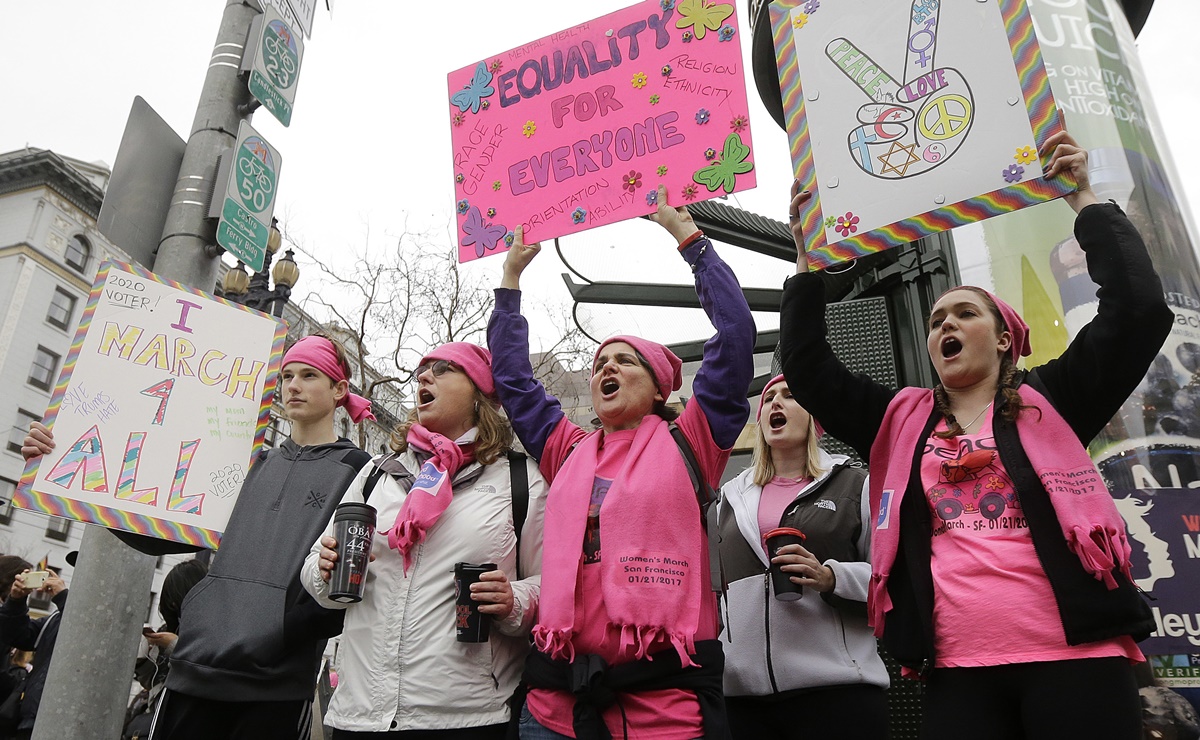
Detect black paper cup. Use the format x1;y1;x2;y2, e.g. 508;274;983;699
329;502;376;603
764;527;806;601
454;562;496;642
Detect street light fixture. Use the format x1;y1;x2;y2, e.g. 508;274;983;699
221;218;299;318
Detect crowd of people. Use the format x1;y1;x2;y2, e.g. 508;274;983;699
3;131;1195;740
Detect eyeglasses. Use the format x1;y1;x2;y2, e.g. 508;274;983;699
415;359;459;378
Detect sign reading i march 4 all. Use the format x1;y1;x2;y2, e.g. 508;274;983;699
248;3;304;127
216;121;282;272
15;261;286;548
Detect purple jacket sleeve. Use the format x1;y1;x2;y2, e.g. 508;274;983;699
487;288;568;462
685;237;756;450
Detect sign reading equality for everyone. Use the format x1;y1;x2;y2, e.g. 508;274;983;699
215;121;282;272
16;262;286;548
447;0;757;262
771;0;1076;270
247;3;305;127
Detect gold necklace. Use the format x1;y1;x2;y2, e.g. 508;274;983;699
958;401;993;432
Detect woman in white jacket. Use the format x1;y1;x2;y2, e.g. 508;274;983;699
302;342;546;738
717;375;889;739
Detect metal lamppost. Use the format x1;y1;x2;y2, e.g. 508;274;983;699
222;218;300;317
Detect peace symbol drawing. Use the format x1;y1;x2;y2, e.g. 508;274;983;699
825;0;973;180
769;0;1074;270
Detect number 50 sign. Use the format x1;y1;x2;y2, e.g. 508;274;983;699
215;121;282;273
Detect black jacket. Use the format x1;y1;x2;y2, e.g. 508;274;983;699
0;589;68;730
779;202;1173;673
167;437;369;701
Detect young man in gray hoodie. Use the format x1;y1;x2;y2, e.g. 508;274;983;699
20;334;374;740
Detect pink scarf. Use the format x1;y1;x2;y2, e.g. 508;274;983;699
867;386;1134;635
386;424;475;573
534;417;704;667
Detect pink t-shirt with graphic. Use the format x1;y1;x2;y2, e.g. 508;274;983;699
528;405;724;740
920;409;1141;667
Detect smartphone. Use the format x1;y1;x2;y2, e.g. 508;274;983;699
22;571;49;589
142;626;156;636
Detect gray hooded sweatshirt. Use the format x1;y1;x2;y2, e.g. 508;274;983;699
167;437;369;701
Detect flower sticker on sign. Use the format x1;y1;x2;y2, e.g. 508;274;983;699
447;0;756;262
770;0;1075;270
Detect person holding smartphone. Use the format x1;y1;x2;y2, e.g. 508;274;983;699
0;567;68;738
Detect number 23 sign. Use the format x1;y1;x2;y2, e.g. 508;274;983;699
771;0;1074;270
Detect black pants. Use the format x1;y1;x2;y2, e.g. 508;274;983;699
332;725;507;739
921;656;1140;740
150;689;312;740
726;684;890;740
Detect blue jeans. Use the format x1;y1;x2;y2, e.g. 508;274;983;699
517;702;573;740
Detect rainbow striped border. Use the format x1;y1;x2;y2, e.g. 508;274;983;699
771;0;1075;270
15;261;286;549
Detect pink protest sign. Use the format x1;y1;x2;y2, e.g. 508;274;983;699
448;0;756;262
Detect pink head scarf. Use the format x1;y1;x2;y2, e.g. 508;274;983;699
281;336;376;423
595;335;683;402
757;374;824;438
939;287;1031;364
419;342;495;397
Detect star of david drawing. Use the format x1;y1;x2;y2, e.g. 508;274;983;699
877;141;921;177
305;489;328;509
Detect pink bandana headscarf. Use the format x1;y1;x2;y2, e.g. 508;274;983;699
940;287;1032;364
595;335;683;402
282;336;375;423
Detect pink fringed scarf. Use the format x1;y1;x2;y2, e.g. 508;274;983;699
867;386;1134;635
385;424;474;573
533;418;704;668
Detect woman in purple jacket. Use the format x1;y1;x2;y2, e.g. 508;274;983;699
488;185;756;740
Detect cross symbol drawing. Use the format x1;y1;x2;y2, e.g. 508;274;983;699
849;128;879;172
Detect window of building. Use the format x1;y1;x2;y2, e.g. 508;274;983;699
0;478;15;526
45;516;72;542
46;288;76;330
7;409;40;455
64;235;90;273
28;346;60;391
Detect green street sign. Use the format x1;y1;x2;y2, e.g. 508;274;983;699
247;5;303;127
215;121;281;272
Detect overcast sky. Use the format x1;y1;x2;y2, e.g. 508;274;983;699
2;0;1196;353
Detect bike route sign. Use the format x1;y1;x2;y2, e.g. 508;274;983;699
248;4;304;127
215;121;282;272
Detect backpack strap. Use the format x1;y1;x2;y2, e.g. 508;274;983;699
507;450;530;579
667;424;726;597
360;465;389;504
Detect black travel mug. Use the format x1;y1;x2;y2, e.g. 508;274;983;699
454;562;496;642
329;502;377;603
764;527;806;601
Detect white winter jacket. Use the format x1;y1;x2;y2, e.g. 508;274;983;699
717;450;889;696
301;446;546;732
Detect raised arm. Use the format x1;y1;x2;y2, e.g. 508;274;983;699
657;198;756;452
780;184;895;460
1026;131;1172;442
488;227;576;463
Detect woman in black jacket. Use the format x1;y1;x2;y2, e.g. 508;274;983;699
779;130;1172;739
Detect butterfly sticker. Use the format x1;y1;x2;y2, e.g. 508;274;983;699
461;206;508;258
674;0;735;41
692;132;754;194
450;62;495;114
